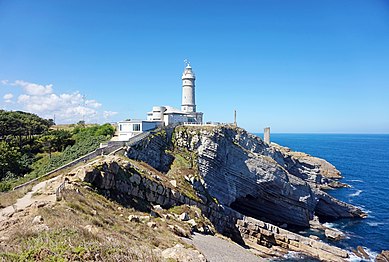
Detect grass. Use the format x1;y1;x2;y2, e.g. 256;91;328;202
0;185;192;261
0;156;104;209
0;184;33;209
166;150;202;203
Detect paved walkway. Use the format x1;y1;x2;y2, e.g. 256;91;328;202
0;176;60;222
183;233;264;262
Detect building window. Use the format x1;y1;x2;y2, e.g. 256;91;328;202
133;124;141;131
119;124;122;131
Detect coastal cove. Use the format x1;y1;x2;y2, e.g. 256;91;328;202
260;133;389;253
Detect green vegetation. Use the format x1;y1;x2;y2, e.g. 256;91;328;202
0;110;53;181
0;110;115;191
166;149;202;203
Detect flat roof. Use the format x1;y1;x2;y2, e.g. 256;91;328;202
118;120;163;124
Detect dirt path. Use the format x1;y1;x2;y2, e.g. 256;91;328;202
0;176;61;222
183;233;265;262
0;156;108;223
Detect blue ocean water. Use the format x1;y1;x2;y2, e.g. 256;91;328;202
257;133;389;253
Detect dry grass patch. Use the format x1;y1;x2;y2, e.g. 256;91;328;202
0;185;34;208
0;185;189;261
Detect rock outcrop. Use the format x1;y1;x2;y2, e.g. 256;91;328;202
66;155;353;261
376;250;389;262
127;125;366;227
271;143;348;188
161;244;206;262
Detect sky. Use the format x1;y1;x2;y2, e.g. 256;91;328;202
0;0;388;133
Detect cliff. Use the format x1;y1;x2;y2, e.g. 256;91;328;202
127;125;365;227
67;155;352;261
0;125;369;261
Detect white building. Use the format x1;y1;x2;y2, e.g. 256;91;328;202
117;120;162;141
117;61;204;141
147;62;203;126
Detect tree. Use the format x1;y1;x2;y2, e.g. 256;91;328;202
49;130;74;151
0;110;52;146
38;135;56;158
0;141;22;180
77;120;85;127
95;123;115;137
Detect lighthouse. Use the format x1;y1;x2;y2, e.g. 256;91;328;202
181;60;196;113
145;60;203;126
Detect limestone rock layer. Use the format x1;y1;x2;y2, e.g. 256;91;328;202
127;125;366;227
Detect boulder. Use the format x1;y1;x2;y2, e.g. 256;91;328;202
357;246;370;259
32;215;43;224
162;244;206;262
169;225;190;238
150;210;160;218
170;180;177;187
153;205;163;211
376;250;389;262
324;228;345;241
179;212;190;221
147;221;157;228
128;215;140;223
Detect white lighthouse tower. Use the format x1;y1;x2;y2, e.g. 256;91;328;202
145;60;203;126
181;60;196;113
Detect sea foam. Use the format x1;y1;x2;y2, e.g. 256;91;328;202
349;190;363;197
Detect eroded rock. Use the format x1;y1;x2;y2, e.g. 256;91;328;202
376;250;389;262
324;228;345;241
179;212;190;221
32;215;43;224
162;244;206;262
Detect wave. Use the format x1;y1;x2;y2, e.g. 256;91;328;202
347;246;379;262
281;251;320;261
349;190;363;197
348;179;364;183
323;222;336;228
367;222;385;227
356;205;372;214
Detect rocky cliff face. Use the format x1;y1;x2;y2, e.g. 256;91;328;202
67;155;353;261
127;125;365;227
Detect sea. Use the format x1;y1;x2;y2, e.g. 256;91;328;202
255;133;389;259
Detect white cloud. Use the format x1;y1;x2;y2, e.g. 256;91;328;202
103;111;118;119
17;91;99;122
1;80;9;85
85;99;102;108
3;93;13;100
6;80;117;124
12;80;53;96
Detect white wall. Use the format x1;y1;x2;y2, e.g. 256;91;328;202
117;121;162;141
164;114;188;126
